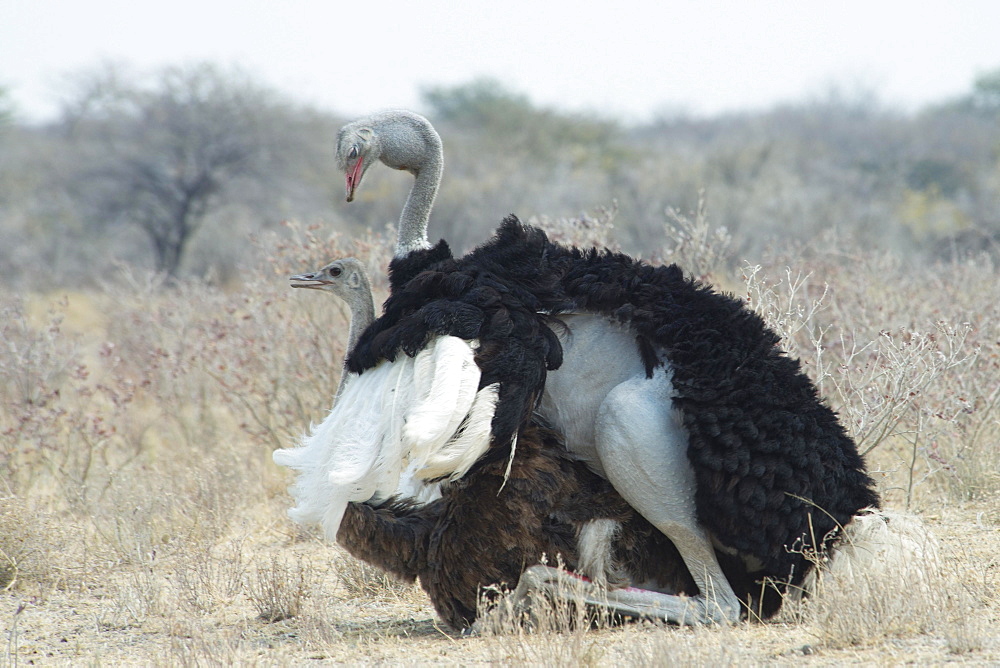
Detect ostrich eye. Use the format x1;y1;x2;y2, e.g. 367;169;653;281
329;266;342;277
348;144;359;160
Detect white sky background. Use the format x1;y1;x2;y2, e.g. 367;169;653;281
1;0;998;123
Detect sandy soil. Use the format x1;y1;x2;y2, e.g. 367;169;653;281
4;499;998;666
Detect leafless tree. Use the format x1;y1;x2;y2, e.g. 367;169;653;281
63;63;287;277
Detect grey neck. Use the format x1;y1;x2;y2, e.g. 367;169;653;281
395;155;441;257
369;111;443;258
336;276;376;401
344;287;375;355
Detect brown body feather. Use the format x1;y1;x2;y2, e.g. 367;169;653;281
337;422;698;629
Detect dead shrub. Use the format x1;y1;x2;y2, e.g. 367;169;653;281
246;553;315;622
335;554;413;601
0;497;58;591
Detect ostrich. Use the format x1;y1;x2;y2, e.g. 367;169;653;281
276;111;889;624
287;256;705;629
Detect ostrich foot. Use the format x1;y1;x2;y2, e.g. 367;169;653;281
509;565;737;626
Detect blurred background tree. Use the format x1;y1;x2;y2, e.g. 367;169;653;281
968;69;1000;114
1;64;999;289
56;63;341;278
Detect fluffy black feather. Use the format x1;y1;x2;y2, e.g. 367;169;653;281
387;239;455;292
347;223;571;457
531;237;880;579
347;215;879;601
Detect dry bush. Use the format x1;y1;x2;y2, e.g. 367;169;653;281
530;204;621;252
0;296;123;503
98;556;165;629
658;191;735;281
172;533;251;614
0;497;60;592
246;553;315;622
255;219;394;289
335;553;413;601
738;243;995;506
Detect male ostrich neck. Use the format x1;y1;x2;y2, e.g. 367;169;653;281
377;113;443;258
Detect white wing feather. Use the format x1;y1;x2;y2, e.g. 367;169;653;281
272;335;498;539
417;382;499;481
405;336;482;463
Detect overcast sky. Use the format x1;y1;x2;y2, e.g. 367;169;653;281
2;1;998;123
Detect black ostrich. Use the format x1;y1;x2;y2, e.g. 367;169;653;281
275;111;885;625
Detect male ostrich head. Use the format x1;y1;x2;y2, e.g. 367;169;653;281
335;110;442;210
336;121;377;203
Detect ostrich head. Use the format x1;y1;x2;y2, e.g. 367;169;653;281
290;257;376;378
336;122;378;203
335;111;442;258
290;257;370;298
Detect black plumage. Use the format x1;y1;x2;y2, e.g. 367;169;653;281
545;239;879;578
348;225;570;458
346;216;878;610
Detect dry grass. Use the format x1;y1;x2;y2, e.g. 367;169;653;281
3;212;1000;664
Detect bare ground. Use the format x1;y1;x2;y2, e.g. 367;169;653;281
4;497;998;666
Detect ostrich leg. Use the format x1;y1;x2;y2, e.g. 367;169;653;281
521;369;741;625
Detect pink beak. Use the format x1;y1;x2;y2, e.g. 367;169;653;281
346;156;364;202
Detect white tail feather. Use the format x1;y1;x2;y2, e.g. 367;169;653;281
272;360;417;539
273;335;498;540
395;460;443;502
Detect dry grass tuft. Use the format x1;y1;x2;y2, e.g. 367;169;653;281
477;571;756;666
173;535;251;614
246;553;315;622
781;511;942;648
335;554;414;601
0;497;58;592
476;577;614;667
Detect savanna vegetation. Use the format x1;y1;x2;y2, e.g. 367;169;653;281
1;63;999;664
